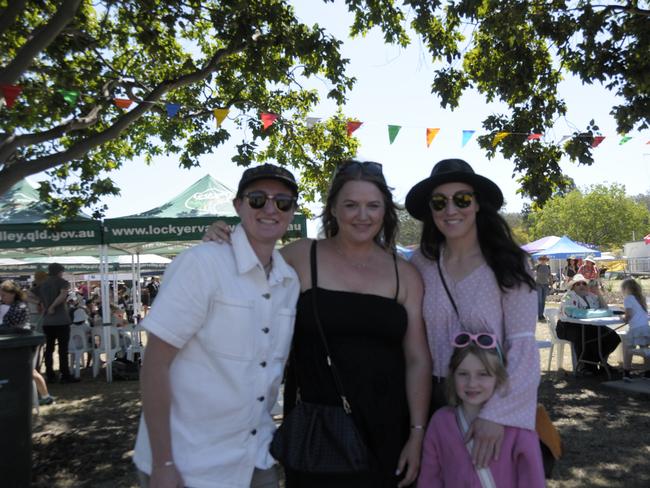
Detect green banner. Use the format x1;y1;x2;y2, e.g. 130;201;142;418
0;221;102;249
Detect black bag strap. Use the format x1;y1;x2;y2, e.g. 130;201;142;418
310;240;354;414
437;257;460;318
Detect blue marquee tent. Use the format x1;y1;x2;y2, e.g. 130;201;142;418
532;236;600;259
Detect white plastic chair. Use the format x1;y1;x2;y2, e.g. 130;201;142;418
545;309;578;373
68;326;92;379
124;323;146;363
91;326;121;378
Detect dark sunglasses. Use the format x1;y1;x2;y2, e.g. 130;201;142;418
334;161;383;178
452;331;504;364
242;191;296;212
573;281;588;287
429;191;475;212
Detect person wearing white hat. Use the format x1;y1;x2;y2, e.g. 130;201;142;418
577;256;600;294
556;274;620;375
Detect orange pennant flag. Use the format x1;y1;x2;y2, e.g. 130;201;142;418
213;108;229;127
346;121;363;137
260;112;278;130
492;131;510;147
0;84;23;108
114;98;133;109
426;128;440;147
527;133;542;141
591;136;605;148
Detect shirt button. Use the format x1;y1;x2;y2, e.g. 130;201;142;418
262;327;270;334
260;361;267;367
251;429;257;435
262;293;271;299
257;396;265;402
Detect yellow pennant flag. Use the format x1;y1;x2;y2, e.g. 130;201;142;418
492;132;510;147
426;128;440;147
213;108;229;127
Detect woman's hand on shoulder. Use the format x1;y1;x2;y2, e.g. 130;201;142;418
465;418;505;468
202;220;232;244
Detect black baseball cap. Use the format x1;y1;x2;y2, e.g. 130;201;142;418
237;164;298;197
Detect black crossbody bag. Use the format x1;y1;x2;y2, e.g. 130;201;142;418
270;241;370;473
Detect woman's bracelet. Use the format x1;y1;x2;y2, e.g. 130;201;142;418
410;424;425;430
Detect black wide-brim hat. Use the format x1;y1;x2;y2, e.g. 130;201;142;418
405;158;504;221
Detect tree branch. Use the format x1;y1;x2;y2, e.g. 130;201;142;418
0;0;27;38
0;0;83;84
0;41;249;195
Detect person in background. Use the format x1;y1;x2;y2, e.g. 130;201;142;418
146;277;160;304
620;278;650;381
563;257;577;289
0;280;55;405
556;274;620;375
577;256;600;294
134;164;301;488
417;333;544;487
37;263;79;384
405;158;540;469
534;255;552;321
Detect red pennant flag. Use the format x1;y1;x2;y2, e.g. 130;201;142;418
346;121;363;137
260;112;278;130
0;84;23;108
591;136;605;148
527;133;542;141
114;98;133;109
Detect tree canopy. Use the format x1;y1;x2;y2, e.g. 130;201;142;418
1;1;647;218
528;183;650;248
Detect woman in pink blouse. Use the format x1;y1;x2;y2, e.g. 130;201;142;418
405;159;540;469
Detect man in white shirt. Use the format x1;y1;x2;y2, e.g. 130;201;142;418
134;164;301;488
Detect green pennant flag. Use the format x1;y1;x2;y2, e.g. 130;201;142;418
619;135;632;145
388;125;401;144
58;89;79;107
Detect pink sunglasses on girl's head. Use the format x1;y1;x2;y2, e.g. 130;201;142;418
452;331;504;364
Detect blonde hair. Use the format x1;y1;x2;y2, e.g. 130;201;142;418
1;280;26;302
621;278;647;312
446;343;508;406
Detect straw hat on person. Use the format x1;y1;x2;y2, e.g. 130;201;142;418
405;158;504;221
584;256;596;264
566;274;589;289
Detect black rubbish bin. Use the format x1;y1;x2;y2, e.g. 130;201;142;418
0;329;45;488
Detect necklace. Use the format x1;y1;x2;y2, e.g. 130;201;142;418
263;257;273;277
334;245;371;269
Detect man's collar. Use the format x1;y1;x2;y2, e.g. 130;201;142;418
230;225;295;283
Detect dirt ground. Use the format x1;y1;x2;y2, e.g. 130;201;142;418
30;292;650;487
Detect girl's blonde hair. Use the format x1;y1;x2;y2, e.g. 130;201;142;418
1;280;26;302
446;343;509;406
621;278;647;312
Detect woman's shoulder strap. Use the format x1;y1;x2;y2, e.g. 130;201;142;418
309;240;318;289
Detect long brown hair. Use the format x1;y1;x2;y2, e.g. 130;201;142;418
621;278;647;312
1;280;26;302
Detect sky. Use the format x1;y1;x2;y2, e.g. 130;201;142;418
32;1;650;237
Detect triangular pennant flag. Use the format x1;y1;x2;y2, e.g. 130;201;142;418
0;84;23;108
527;133;542;141
426;128;440;147
558;135;571;144
346;120;363;137
114;98;133;109
165;103;181;117
58;89;79;107
306;117;321;128
619;135;632;145
492;131;510;147
461;130;475;147
213;108;229;127
260;112;278;130
388;125;401;144
592;136;605;148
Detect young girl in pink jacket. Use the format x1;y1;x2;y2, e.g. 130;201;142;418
417;333;545;488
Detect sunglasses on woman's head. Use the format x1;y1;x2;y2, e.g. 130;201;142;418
242;191;297;212
429;191;475;212
334;161;383;178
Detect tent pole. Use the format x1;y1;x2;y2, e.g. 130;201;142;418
99;245;113;383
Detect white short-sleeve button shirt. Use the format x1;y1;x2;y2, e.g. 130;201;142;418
133;225;299;488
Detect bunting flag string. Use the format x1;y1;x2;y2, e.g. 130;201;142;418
346;120;363;137
388;125;401;144
426;128;440;147
260;112;278;130
1;82;645;150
